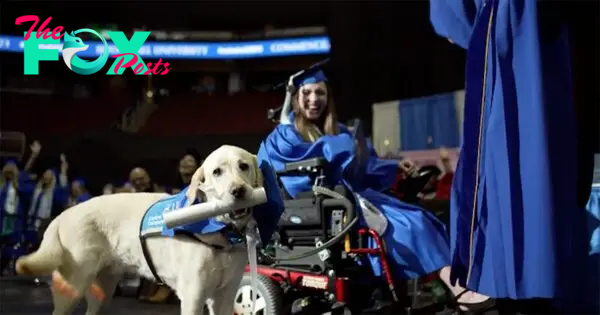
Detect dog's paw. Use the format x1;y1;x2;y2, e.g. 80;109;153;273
88;283;106;301
51;271;79;299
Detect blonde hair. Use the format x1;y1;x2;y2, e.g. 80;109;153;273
0;164;20;189
36;170;56;193
293;82;340;142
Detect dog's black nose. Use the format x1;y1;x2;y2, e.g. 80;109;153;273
230;186;246;199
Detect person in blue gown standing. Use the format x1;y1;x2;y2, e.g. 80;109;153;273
0;141;40;274
257;69;493;311
430;0;591;312
68;178;91;207
27;156;69;232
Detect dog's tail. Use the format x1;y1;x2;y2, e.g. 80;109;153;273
15;219;64;276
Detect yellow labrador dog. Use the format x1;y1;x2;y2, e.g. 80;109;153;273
16;145;262;315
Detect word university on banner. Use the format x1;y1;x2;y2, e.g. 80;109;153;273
15;15;172;75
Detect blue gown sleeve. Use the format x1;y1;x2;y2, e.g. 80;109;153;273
429;0;478;49
253;160;285;245
17;171;35;215
17;171;34;197
258;124;355;198
53;174;70;213
364;142;400;192
77;193;91;203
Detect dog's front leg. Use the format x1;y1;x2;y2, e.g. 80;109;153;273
177;272;212;315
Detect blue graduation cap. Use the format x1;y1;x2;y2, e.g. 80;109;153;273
73;178;86;186
292;68;328;87
4;159;18;166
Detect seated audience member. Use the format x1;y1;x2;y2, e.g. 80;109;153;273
115;181;134;193
126;166;174;303
102;183;114;195
128;167;164;193
172;152;200;194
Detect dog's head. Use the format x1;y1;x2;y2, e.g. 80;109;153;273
186;145;263;228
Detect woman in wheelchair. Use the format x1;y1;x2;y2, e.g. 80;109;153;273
257;69;492;312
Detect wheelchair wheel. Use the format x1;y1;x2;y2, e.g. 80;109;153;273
234;273;284;315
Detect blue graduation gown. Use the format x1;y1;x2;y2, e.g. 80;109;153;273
73;192;91;205
431;0;588;302
259;120;450;279
0;172;34;235
584;186;600;313
28;182;69;229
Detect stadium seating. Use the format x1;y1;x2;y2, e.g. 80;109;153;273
139;92;280;136
1;92;134;135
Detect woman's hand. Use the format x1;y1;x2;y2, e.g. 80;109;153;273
398;158;417;176
439;147;450;161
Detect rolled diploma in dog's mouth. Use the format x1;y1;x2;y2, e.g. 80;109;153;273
162;187;267;229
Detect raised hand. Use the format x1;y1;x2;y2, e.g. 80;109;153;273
60;154;68;173
30;141;41;156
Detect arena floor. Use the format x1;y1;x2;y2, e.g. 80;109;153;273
0;276;439;315
0;276;179;315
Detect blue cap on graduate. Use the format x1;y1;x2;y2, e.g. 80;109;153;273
292;68;328;87
73;178;86;186
4;159;18;166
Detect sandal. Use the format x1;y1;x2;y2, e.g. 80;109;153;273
449;290;497;314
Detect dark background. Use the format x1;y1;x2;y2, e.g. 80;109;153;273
0;1;598;193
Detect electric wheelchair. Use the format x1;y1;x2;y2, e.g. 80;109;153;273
234;69;444;315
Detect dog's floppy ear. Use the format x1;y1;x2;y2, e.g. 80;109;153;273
252;154;264;188
186;165;205;205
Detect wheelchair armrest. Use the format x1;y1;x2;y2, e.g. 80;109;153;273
278;157;327;176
